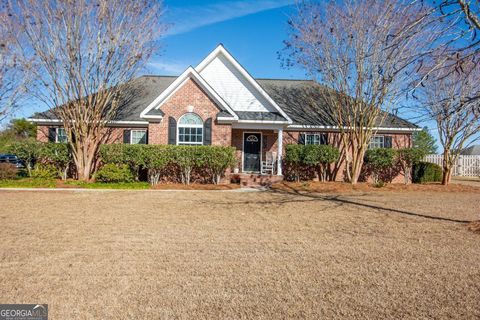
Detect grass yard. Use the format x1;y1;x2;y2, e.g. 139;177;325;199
0;187;479;319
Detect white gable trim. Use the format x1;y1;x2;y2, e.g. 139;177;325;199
195;45;293;124
140;66;238;120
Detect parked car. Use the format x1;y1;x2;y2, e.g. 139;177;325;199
0;154;25;169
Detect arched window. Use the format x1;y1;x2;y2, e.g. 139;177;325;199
178;113;203;145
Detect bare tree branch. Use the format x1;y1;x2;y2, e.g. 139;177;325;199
417;58;480;185
284;0;440;184
9;0;167;180
0;0;28;121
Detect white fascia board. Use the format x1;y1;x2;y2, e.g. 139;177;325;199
141;115;163;120
195;44;293;124
286;124;421;132
140;66;238;120
28;118;63;123
27;118;149;126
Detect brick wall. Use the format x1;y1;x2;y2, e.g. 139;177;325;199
231;129;280;171
36;125;147;144
36;125;49;142
283;130;413;183
148;78;232;146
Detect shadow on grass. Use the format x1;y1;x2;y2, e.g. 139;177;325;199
268;184;472;224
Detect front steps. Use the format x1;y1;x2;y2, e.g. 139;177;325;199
231;174;284;188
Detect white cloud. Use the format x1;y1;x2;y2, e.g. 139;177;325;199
164;0;295;36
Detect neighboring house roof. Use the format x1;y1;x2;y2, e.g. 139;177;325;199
29;44;417;131
461;145;480;155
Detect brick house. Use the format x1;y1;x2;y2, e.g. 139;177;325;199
29;45;418;182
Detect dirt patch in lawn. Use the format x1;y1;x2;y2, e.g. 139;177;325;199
272;181;480;194
0;189;479;319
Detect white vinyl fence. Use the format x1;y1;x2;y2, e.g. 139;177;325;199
424;154;480;177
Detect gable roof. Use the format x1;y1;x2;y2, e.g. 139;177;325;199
29;45;418;131
195;44;292;123
29;76;177;124
140;66;238;120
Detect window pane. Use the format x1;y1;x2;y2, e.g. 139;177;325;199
368;136;384;149
131;130;146;144
179;113;202;125
57;128;68;143
305;134;320;145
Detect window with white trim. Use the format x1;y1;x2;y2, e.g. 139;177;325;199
56;128;68;143
300;133;327;145
368;135;384;149
131;130;147;144
178;113;203;145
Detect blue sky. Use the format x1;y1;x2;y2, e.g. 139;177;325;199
12;0;445;145
145;0;303;79
10;0;303;122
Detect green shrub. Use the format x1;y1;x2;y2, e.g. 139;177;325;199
171;146;206;185
202;146;236;184
38;143;72;180
99;144;237;185
412;161;442;183
140;145;170;185
303;145;340;181
285;144;341;182
99;144;148;180
95;164;133;183
284;144;305;182
0;163;18;180
31;163;60;179
7;139;40;177
396;148;425;184
364;148;396;183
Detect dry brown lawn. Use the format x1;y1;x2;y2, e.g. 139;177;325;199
0;187;479;319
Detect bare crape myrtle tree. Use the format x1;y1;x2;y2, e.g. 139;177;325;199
0;0;27;121
284;0;440;184
418;60;480;185
9;0;167;180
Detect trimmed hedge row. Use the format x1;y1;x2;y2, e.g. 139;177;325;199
284;144;340;182
6;140;72;179
284;145;437;184
99;144;236;185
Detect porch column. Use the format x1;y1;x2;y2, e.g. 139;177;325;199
277;128;283;176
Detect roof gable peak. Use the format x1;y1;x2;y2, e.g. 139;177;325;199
140;66;237;120
194;45;292;123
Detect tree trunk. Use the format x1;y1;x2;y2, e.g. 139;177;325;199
404;166;411;185
73;141;98;182
442;166;452;185
442;150;453;186
350;146;366;185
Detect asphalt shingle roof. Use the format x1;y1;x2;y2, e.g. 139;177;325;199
461;145;480;155
31;75;417;129
257;79;417;129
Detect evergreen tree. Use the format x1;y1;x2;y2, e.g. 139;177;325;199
413;127;438;155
